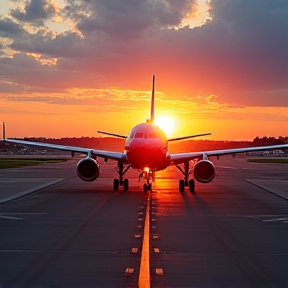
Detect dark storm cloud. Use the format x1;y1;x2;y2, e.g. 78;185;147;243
205;0;288;88
0;17;25;38
0;52;100;91
11;0;56;22
63;0;288;94
2;0;288;107
75;0;196;37
10;31;85;59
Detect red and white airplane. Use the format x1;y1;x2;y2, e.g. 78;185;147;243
2;76;288;192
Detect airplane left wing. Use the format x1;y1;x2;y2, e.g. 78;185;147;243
170;144;288;165
3;138;126;162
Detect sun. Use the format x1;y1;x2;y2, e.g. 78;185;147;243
154;116;174;137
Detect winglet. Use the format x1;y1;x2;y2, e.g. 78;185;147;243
146;75;155;123
2;122;5;140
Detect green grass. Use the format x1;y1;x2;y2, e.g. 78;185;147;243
0;158;68;169
247;158;288;164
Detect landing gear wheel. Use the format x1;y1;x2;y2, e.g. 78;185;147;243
179;179;185;192
113;178;119;191
123;178;129;191
189;179;195;193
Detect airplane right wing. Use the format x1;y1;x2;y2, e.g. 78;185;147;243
170;144;288;165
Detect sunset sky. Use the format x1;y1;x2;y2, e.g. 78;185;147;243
0;0;287;140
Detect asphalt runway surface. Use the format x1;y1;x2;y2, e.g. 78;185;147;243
0;156;288;288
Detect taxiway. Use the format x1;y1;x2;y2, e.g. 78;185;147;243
0;156;287;287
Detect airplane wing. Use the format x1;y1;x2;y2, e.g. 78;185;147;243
3;138;126;162
170;144;288;165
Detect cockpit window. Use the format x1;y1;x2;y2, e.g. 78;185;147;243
148;133;158;138
134;132;143;138
133;132;159;139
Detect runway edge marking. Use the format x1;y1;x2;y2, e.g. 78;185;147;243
138;190;151;288
0;179;64;205
245;179;288;200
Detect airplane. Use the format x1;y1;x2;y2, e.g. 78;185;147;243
2;75;288;193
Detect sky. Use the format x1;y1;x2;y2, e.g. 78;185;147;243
0;0;287;140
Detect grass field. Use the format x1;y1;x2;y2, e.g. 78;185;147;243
247;158;288;164
0;158;68;169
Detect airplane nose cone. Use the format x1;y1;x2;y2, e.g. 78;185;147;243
126;144;167;170
128;139;161;149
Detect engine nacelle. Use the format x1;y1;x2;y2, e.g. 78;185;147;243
193;160;215;183
77;157;100;182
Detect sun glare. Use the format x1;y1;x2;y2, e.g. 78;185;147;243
154;116;174;137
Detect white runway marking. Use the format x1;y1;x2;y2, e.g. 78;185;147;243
245;179;288;200
0;212;47;221
246;214;288;224
263;218;288;222
0;215;23;220
0;178;64;204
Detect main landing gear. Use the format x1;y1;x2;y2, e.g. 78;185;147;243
139;169;154;192
113;161;131;191
176;162;195;193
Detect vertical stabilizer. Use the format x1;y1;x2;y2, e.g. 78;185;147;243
147;75;155;123
2;122;5;140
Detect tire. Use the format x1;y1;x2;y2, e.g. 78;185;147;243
123;178;129;191
179;179;185;192
189;179;195;193
113;178;119;191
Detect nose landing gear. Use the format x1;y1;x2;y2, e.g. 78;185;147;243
139;169;154;192
143;182;152;192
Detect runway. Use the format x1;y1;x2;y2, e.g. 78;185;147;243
0;156;287;287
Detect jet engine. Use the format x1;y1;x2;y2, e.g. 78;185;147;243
193;160;215;183
77;157;100;182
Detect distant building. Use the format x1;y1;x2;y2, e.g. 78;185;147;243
246;150;285;157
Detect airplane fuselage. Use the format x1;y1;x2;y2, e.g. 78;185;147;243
124;123;170;171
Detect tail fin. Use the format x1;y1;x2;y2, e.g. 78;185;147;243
146;75;155;123
2;122;5;140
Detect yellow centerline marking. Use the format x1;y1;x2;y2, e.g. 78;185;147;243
138;191;151;288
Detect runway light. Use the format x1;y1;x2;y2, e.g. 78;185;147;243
155;268;164;276
131;248;138;253
125;267;134;276
154;248;160;253
152;234;159;239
